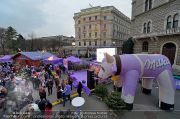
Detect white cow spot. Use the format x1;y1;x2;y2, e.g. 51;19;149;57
124;94;134;104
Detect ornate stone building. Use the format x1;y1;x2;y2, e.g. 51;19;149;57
131;0;180;65
74;6;131;55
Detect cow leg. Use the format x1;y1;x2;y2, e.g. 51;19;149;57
141;78;154;95
156;70;175;110
121;70;140;110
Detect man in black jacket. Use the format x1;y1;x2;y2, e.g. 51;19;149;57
46;78;53;95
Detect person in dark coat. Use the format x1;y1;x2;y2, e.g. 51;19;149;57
77;82;83;97
39;86;46;100
68;76;73;90
38;98;47;112
46;78;53;95
56;85;62;101
54;75;60;88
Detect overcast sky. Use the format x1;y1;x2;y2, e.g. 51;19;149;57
0;0;132;38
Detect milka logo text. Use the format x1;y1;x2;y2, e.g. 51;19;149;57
145;58;170;70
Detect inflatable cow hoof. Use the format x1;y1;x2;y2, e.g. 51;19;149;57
125;103;133;111
142;88;151;95
160;102;174;111
117;87;122;92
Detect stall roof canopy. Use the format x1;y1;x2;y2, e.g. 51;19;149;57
0;55;13;62
43;56;63;64
13;52;54;60
65;56;82;63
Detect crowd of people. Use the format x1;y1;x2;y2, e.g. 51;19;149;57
0;62;84;119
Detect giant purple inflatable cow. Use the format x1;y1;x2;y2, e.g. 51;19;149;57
98;53;175;110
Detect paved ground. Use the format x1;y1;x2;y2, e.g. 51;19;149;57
1;73;180;119
31;74;180;119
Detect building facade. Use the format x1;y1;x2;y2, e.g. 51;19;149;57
74;6;131;55
131;0;180;65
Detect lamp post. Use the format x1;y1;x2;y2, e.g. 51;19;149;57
112;41;116;47
72;42;76;46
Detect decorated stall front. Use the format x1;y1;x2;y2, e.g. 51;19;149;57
63;56;88;71
43;56;63;64
98;53;175;110
12;52;53;67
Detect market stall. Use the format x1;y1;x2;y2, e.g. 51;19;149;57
43;56;63;64
0;55;13;63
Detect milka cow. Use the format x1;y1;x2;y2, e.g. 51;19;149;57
98;53;175;110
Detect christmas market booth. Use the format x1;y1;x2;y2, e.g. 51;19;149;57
12;52;54;67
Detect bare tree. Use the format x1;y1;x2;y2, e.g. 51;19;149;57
28;32;36;51
0;28;6;55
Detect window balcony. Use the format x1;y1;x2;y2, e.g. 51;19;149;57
133;27;180;39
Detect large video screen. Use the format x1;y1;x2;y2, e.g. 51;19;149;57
96;48;117;62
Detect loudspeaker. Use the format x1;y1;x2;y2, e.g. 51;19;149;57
87;70;95;89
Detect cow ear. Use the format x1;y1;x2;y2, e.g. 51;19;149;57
105;53;114;63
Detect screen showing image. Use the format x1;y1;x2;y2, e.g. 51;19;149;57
96;48;117;62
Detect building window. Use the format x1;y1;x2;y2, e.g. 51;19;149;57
145;0;152;11
83;26;86;30
89;41;91;46
145;0;148;12
142;41;148;52
79;42;81;46
147;21;151;33
78;27;81;32
78;20;81;24
143;23;147;33
95;41;97;46
89;33;91;37
83;18;86;21
89;24;91;29
83;33;86;38
104;24;106;29
103;32;106;37
84;41;86;46
166;16;172;29
103;41;106;46
95;24;97;29
113;24;115;29
89;17;91;21
149;0;152;10
173;14;179;28
95;32;97;37
104;16;107;20
95;16;97;20
78;34;81;39
113;30;115;36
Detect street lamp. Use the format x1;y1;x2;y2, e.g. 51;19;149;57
112;41;116;46
72;42;76;46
